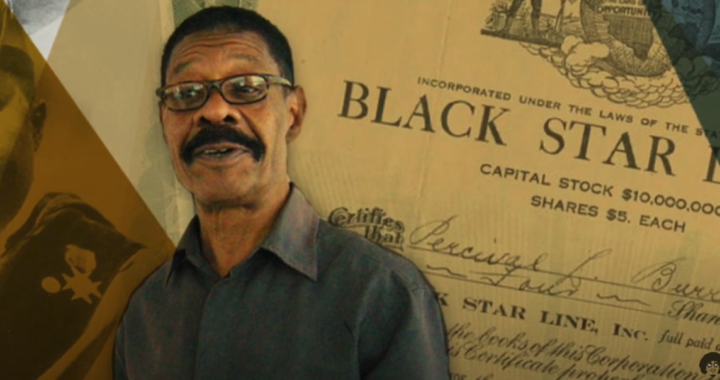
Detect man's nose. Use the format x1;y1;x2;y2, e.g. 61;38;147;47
195;89;239;125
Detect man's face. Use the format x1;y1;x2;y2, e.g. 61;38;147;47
0;74;35;232
708;360;719;375
160;31;305;209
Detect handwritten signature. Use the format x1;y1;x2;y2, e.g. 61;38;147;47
411;215;720;311
630;258;720;304
409;216;611;298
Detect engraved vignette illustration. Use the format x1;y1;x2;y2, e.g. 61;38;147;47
481;0;720;108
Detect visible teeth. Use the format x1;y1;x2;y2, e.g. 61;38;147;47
202;148;230;155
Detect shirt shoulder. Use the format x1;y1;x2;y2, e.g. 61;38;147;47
123;257;174;309
316;219;433;293
5;192;115;250
141;257;174;286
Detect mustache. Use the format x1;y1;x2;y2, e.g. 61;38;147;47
180;125;266;164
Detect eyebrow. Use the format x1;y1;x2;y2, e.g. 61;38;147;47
171;53;263;77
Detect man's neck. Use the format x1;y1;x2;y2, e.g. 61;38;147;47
195;182;291;278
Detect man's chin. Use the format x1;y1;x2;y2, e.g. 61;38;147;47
194;196;250;212
190;185;256;211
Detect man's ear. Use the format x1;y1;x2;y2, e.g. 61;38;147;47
286;86;307;143
30;100;46;151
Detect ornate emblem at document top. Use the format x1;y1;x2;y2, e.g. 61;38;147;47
481;0;720;108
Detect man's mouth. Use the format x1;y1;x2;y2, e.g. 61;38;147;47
193;144;246;159
201;148;231;156
180;126;266;164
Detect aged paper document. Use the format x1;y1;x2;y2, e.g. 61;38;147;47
275;1;720;379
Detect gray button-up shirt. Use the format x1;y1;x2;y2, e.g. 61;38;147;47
114;186;450;379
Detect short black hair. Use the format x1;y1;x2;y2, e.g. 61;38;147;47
0;44;35;101
160;6;294;87
700;352;720;374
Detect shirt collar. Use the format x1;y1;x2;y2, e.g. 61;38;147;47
165;184;319;285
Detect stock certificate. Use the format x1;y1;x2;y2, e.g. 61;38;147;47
281;1;720;379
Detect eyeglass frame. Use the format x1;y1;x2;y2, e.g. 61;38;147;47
155;73;295;111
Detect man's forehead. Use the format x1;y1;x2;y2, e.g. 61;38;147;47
168;31;276;77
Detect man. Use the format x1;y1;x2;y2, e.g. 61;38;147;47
114;6;451;380
0;4;161;379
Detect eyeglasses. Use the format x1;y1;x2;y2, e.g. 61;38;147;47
156;74;294;111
